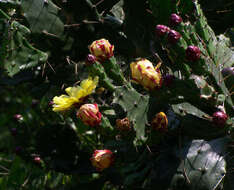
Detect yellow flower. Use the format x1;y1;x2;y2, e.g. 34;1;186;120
52;76;99;112
130;58;162;90
89;39;114;61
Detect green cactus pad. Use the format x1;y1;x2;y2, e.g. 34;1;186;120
21;0;64;36
113;85;149;141
2;21;48;77
171;137;228;190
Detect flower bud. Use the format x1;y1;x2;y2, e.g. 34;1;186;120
151;112;168;132
86;54;97;65
13;114;23;122
33;156;41;164
130;59;162;90
48;100;54;106
212;111;228;127
116;117;131;131
169;13;182;26
89;39;114;61
155;25;170;37
167;30;181;43
186;45;201;62
77;103;102;126
91;149;114;171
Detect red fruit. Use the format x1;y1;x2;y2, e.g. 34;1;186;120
186;45;201;62
212;111;228;127
167;30;181;43
155;25;170;37
169;13;183;26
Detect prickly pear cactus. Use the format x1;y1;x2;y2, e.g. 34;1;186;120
171;137;228;190
0;0;233;189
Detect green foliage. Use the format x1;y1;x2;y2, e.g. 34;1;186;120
114;85;149;141
1;20;48;76
0;0;233;189
21;0;64;36
171;137;228;190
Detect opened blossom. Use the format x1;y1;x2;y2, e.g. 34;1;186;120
76;103;102;127
130;59;162;90
52;76;99;112
89;39;114;61
91;149;114;171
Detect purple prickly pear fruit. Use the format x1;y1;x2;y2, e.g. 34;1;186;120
167;30;181;43
86;54;97;65
163;74;175;86
221;67;234;77
155;25;170;37
212;111;228;127
186;45;201;62
169;13;182;26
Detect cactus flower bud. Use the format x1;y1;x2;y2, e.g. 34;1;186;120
151;112;168;132
116;117;131;131
91;149;114;171
33;156;41;164
89;39;114;61
86;54;97;65
212;111;228;127
13;114;23;122
155;25;170;37
130;59;162;90
186;45;201;62
167;30;181;43
169;13;182;26
77;103;102;126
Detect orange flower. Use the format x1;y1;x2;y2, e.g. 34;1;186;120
89;39;114;61
77;103;102;126
130;59;162;90
151;112;168;132
91;149;114;171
